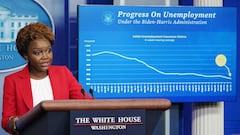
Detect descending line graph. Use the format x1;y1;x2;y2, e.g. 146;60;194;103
79;35;236;101
78;6;236;101
80;40;235;101
79;37;236;101
91;51;232;80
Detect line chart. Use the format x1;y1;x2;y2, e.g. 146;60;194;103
78;6;236;101
91;51;232;80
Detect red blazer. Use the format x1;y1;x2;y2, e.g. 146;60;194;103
1;65;93;133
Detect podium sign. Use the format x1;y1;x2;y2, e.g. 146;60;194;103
70;110;165;135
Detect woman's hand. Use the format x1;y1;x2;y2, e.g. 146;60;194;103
8;116;19;134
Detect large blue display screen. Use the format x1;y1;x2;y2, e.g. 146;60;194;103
78;6;237;102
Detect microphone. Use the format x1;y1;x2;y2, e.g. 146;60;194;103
81;88;86;99
89;88;94;98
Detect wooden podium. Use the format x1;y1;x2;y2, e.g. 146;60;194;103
16;99;171;135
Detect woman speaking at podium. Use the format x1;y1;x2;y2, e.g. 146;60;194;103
1;22;93;134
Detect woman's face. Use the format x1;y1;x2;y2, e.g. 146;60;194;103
24;39;53;78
